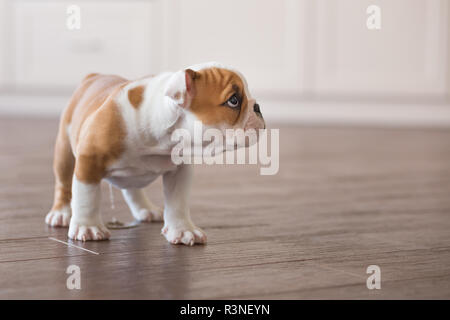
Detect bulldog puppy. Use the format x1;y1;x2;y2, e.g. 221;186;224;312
45;62;265;245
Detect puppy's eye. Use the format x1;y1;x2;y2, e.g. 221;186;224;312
226;94;240;108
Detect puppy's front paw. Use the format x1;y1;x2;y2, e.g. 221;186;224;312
68;221;110;241
161;222;207;246
45;206;71;227
134;206;164;222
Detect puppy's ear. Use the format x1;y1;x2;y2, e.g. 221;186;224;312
164;69;197;108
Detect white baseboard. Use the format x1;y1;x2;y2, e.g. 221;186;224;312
1;94;450;128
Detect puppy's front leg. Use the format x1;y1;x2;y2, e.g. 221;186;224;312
68;176;110;241
161;164;206;245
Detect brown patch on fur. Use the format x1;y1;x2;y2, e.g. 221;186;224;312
136;74;155;80
188;68;246;126
51;119;75;210
128;85;145;108
74;97;126;183
66;74;128;149
83;73;99;80
49;73;128;211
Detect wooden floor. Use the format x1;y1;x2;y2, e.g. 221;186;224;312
0;117;450;299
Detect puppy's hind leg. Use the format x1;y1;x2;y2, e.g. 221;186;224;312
122;188;164;222
68;155;110;241
68;176;110;241
45;122;74;227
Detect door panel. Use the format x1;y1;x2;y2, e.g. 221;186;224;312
12;0;162;88
312;0;449;95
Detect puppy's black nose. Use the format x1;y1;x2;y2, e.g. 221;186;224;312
254;103;261;114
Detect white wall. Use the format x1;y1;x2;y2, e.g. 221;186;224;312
311;0;449;97
0;0;449;126
0;0;8;88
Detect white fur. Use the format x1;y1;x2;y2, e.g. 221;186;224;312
160;164;206;245
107;70;208;245
122;188;163;222
68;176;110;241
45;205;71;227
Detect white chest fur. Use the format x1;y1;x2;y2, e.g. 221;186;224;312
105;152;177;189
102;74;181;189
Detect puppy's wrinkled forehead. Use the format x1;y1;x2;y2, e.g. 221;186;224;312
196;67;244;101
189;67;249;127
